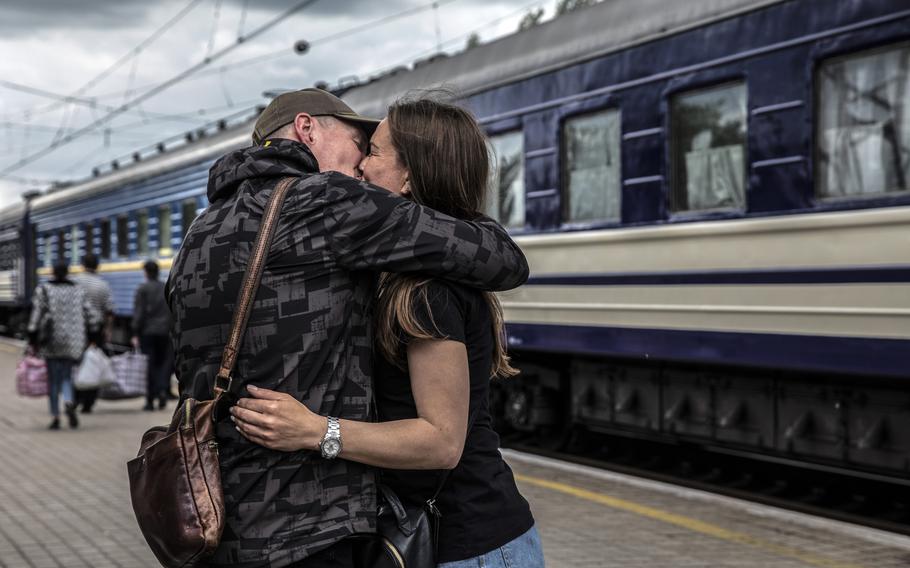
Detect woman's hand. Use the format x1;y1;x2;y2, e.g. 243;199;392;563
231;385;327;452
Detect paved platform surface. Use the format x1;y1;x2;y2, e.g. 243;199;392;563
2;338;910;568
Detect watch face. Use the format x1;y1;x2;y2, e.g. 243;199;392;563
323;439;341;456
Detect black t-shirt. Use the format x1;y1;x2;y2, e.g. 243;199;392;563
374;280;534;563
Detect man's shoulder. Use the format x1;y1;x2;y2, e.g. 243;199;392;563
75;272;110;288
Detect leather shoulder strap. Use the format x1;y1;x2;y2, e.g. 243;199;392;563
214;177;296;396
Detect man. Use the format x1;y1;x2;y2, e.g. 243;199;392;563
166;88;528;568
73;253;114;413
131;260;172;411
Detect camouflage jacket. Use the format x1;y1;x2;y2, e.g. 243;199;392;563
166;139;528;567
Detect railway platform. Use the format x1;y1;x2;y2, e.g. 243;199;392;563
504;449;910;567
1;337;909;568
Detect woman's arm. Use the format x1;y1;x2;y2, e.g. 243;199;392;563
231;338;470;470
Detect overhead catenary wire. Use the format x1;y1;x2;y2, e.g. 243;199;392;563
358;0;549;83
0;78;211;125
0;0;321;179
8;0;464;109
5;0;206;121
178;0;462;79
4;0;543;188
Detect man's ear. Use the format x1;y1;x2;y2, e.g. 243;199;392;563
293;113;316;144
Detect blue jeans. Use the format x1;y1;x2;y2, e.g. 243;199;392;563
438;526;545;568
46;358;75;417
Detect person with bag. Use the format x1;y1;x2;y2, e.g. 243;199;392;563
231;97;544;568
131;260;173;411
163;89;528;568
27;261;101;430
73;253;114;413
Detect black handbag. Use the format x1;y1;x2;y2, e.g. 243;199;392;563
357;411;475;568
357;476;449;568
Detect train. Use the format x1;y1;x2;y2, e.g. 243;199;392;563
2;0;907;478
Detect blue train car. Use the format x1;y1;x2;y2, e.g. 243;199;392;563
342;0;910;475
0;201;30;334
26;126;249;339
5;0;908;477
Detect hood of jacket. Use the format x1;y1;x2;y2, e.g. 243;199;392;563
206;138;319;202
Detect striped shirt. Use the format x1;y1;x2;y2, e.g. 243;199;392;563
74;272;113;329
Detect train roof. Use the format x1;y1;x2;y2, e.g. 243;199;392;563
0;201;25;227
29;117;253;213
340;0;786;118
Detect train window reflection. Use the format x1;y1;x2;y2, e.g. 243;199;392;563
71;226;80;263
563;109;622;223
158;205;172;257
116;216;128;258
487;131;525;229
100;219;111;259
817;42;910;198
671;82;747;212
137;210;149;256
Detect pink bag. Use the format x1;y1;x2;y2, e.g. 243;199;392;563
16;351;48;397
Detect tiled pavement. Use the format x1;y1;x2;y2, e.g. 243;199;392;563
509;450;910;568
2;337;910;568
0;340;163;568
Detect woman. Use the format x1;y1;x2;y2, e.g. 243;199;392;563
27;261;99;430
231;97;545;568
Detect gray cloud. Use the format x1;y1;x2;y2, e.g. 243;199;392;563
0;0;155;36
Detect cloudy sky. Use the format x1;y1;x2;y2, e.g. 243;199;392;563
0;0;554;209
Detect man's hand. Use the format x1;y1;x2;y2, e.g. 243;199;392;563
131;336;140;350
231;386;327;453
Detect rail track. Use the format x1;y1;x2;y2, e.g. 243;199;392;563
502;428;910;537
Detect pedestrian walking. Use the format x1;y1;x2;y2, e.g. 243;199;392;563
232;97;545;567
73;253;114;413
27;261;101;430
131;260;172;412
165;88;528;567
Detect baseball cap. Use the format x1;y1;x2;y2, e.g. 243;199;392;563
252;88;380;144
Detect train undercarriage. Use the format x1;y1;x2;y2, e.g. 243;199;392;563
493;352;910;480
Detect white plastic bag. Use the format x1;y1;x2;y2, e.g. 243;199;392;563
75;345;115;391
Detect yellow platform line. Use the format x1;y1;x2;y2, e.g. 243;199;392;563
514;473;866;568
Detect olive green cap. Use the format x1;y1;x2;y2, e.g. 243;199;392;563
252;88;379;144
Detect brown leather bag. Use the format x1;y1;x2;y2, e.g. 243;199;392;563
127;177;296;567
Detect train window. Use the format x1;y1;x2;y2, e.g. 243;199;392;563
563;109;622;223
137;210;149;256
181;199;197;237
670;82;747;212
84;223;94;258
817;42;910;198
116;216;128;258
487;131;525;229
71;226;80;263
100;219;111;259
158;205;172;256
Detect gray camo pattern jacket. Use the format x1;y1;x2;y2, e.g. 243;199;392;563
166;139;529;567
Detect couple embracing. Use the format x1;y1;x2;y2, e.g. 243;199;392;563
166;88;544;568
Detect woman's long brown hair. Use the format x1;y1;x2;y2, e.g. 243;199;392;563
375;95;518;379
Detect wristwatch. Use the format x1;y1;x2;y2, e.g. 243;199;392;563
320;417;343;459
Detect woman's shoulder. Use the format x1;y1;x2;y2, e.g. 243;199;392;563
419;279;482;306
